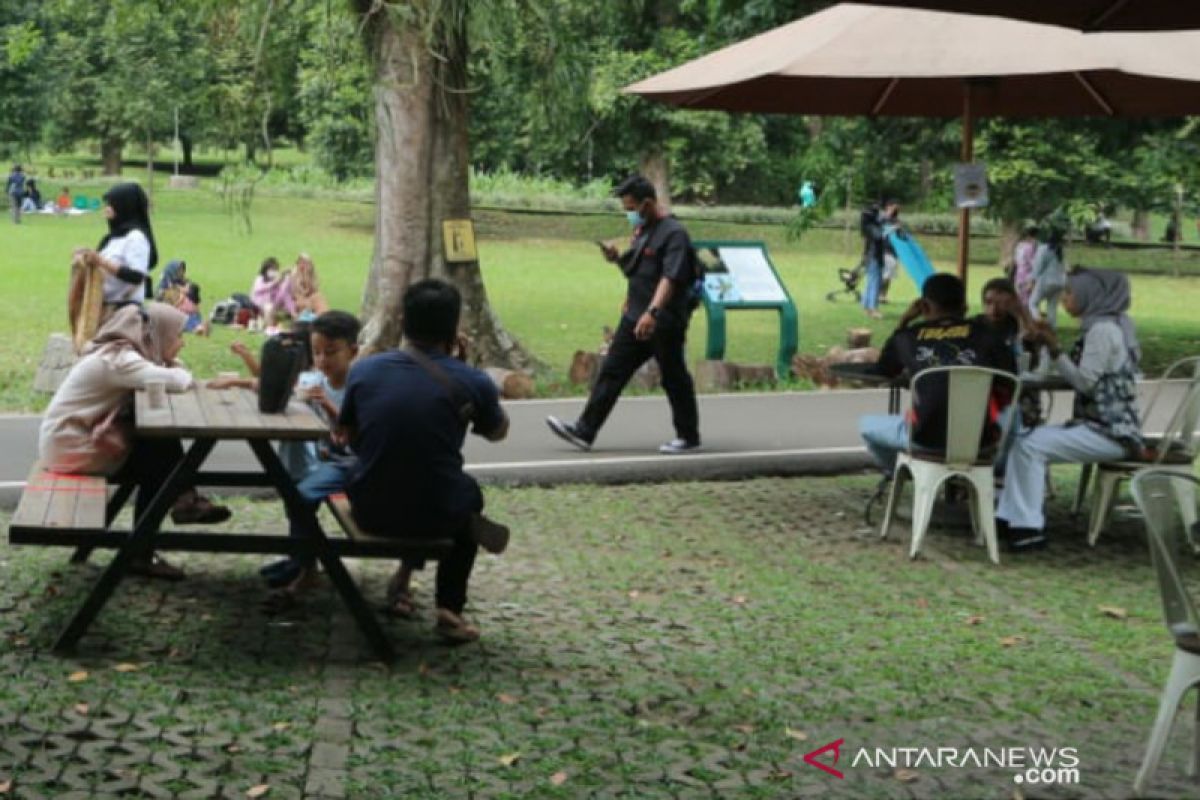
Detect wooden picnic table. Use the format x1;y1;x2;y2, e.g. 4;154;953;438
46;385;402;661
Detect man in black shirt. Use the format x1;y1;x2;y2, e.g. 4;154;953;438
859;273;1016;474
547;175;701;454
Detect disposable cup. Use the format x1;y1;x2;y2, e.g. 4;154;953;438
146;380;167;410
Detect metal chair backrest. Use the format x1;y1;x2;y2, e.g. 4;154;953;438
1138;356;1200;463
1131;470;1200;642
907;366;1021;467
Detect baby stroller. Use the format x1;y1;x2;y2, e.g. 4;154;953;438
825;259;864;302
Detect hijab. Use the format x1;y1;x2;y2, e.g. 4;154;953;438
84;302;186;366
99;182;158;270
1066;268;1140;365
159;259;186;293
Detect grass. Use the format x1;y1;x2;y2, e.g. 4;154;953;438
1;471;1195;798
1;185;1198;411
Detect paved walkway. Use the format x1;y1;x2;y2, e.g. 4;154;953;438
1;381;1187;509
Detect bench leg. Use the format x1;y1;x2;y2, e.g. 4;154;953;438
246;439;395;663
55;440;213;653
69;482;135;565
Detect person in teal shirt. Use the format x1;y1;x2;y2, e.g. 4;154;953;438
798;180;816;208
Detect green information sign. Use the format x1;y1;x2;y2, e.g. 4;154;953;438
694;240;798;377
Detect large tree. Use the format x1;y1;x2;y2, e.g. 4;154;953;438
351;1;534;367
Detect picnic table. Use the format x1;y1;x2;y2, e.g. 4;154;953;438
8;385;446;662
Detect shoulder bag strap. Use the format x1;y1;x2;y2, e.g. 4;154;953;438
402;346;476;424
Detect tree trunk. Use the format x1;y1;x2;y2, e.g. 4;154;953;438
997;218;1021;271
1131;209;1150;241
639;150;672;211
101;138;123;176
180;133;194;171
357;3;536;370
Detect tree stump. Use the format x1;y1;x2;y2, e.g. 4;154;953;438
33;333;78;394
485;367;535;400
569;351;602;387
846;327;873;348
630;359;661;391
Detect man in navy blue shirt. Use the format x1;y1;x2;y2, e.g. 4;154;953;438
337;279;510;642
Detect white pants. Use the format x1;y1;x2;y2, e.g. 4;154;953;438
997;424;1126;530
1029;280;1063;328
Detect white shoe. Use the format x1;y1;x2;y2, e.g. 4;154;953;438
659;438;701;455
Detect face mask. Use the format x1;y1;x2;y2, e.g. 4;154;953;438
626;209;644;227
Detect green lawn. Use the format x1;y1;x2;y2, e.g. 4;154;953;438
1;185;1197;411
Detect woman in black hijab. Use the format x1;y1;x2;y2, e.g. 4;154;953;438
77;182;159;308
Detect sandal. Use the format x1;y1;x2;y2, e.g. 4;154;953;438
128;554;186;582
434;608;480;644
386;591;416;619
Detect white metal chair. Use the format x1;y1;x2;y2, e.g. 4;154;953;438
1130;469;1200;796
1085;356;1200;547
880;366;1020;564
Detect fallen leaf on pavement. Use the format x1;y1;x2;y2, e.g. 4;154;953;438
498;752;521;767
1098;605;1128;620
246;785;270;798
550;771;568;786
67;671;88;683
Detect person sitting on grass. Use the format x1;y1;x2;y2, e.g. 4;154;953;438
38;303;232;580
858;273;1016;480
996;268;1143;552
290;253;329;320
250;256;295;332
157;260;209;335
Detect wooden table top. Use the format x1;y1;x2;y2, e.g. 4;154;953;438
136;385;328;440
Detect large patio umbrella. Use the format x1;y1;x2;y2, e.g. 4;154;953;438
869;1;1200;32
624;3;1200;282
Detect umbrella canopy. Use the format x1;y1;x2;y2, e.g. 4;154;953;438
624;3;1200;279
869;1;1200;32
624;3;1200;118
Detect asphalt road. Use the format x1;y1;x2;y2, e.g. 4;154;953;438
0;382;1185;509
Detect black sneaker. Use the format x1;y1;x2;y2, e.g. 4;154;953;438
546;416;592;452
1001;523;1048;553
658;438;701;455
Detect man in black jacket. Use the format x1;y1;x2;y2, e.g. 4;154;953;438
547;175;701;454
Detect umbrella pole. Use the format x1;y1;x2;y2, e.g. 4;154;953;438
957;87;974;286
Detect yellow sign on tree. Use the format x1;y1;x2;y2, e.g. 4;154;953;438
442;219;478;263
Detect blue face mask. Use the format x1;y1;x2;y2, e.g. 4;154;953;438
626;209;644;227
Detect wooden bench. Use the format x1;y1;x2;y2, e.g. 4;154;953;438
325;493;454;560
8;463;119;548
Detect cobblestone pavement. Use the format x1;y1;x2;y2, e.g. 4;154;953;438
1;472;1197;799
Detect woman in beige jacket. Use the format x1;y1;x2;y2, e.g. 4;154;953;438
39;303;231;579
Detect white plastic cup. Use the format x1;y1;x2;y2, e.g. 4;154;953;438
146;380;167;410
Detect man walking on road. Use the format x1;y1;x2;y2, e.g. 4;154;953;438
547;174;701;455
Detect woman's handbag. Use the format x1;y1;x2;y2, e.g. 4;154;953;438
258;332;307;413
